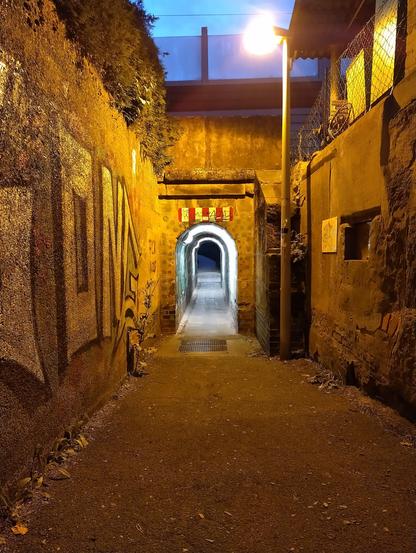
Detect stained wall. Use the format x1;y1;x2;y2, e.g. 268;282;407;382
0;0;162;488
296;72;416;415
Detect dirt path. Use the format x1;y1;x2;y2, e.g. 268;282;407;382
3;335;416;553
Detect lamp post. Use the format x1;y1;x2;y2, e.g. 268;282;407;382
243;17;292;360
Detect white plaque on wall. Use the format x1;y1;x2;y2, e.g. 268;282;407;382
322;217;338;253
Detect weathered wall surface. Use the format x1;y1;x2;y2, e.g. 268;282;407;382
255;172;305;356
0;0;161;488
296;73;416;415
169;116;282;171
255;173;281;355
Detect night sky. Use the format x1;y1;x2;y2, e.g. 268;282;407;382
143;0;295;37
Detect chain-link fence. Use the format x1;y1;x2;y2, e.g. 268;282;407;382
296;0;407;162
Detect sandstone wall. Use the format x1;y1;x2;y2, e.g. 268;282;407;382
296;74;416;415
0;0;162;488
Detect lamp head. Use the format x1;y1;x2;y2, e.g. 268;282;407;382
243;14;288;56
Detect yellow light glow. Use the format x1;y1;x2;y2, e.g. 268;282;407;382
243;14;279;56
371;0;398;103
346;50;366;120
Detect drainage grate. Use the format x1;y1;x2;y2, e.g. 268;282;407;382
179;339;228;353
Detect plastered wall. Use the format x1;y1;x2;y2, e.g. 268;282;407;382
296;74;416;415
169;116;282;171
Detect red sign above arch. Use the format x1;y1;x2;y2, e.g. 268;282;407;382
178;207;234;224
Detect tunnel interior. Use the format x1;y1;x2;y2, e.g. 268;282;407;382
176;223;238;335
197;241;221;272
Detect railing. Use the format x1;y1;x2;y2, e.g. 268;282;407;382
155;31;319;82
296;0;407;162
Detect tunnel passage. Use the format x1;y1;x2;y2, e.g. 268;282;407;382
176;223;238;335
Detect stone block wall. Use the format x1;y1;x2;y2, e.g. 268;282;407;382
0;0;162;488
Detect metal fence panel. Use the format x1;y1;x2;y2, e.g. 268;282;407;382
296;0;406;162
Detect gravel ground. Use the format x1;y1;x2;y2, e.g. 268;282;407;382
2;335;416;553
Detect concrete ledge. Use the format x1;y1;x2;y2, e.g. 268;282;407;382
162;169;257;184
158;183;254;198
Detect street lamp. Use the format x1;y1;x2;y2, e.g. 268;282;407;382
243;16;292;361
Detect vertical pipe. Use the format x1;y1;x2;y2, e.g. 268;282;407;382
280;37;292;360
201;27;209;82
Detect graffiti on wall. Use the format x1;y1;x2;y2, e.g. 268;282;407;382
0;46;143;412
59;127;98;361
102;167;141;352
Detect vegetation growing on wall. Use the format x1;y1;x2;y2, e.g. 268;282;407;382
52;0;177;174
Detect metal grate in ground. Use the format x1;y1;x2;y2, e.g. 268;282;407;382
179;339;228;353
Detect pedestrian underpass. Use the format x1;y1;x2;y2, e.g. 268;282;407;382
175;223;238;335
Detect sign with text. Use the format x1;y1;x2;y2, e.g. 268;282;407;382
178;207;234;224
322;217;338;253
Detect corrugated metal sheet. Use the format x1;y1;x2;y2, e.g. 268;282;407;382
290;0;376;58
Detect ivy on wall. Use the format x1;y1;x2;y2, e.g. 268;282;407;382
52;0;178;174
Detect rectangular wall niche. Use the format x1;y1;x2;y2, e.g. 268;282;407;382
73;192;89;293
344;222;371;260
342;208;380;261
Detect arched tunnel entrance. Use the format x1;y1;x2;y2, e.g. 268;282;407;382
176;223;238;335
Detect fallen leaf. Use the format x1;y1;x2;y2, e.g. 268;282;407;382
400;440;413;447
17;477;31;489
198;512;205;519
11;523;28;536
224;511;233;517
205;539;214;543
34;476;44;489
48;467;70;480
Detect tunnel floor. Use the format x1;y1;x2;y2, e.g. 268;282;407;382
178;271;236;336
